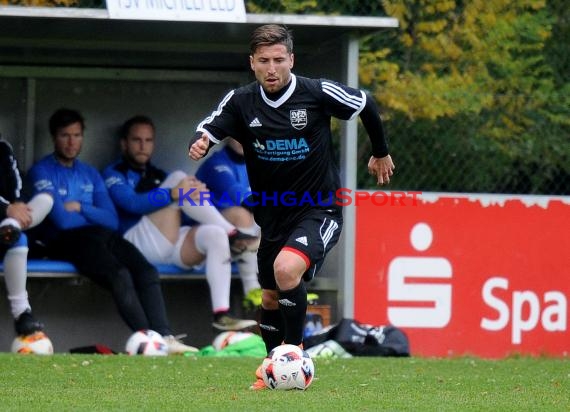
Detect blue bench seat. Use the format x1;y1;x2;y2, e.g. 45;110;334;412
0;259;239;280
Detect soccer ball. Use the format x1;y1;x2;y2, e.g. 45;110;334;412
261;344;315;390
305;339;353;358
125;329;168;356
212;331;255;351
11;331;54;355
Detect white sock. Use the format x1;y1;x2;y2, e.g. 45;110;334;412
237;224;261;237
3;246;31;318
27;193;54;228
161;171;235;233
194;224;232;312
235;251;260;294
181;203;235;233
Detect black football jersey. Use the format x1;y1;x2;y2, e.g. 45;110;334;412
0;140;22;219
198;74;366;234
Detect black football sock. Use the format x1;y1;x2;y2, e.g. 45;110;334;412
278;282;308;346
259;308;284;353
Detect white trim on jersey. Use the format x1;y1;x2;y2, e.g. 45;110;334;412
260;74;297;108
322;81;367;117
196;89;235;144
348;90;367;120
197;128;221;145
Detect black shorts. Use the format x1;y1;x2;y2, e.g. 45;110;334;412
257;208;343;290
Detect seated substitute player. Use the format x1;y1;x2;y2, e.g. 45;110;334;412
28;108;197;354
195;137;262;310
188;24;395;389
1;136;53;337
102;115;257;331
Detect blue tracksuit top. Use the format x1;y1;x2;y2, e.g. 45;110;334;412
28;154;118;239
195;146;250;210
102;158;176;234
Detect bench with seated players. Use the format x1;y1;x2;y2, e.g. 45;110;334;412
0;259;240;280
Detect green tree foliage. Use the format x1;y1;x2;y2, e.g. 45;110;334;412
357;0;568;193
246;0;385;16
248;0;568;194
5;0;567;193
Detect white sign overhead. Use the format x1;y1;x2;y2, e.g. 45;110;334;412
106;0;246;23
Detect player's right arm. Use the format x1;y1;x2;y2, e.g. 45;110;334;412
188;133;211;161
103;166;166;216
79;168;118;230
189;88;244;161
28;162;90;230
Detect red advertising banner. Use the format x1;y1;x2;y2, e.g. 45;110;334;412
354;193;570;358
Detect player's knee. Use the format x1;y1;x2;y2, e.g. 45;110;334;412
196;224;221;238
34;192;54;209
273;260;302;291
194;224;230;256
262;289;279;310
168;170;187;182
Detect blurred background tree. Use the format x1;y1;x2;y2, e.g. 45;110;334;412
246;0;569;194
3;0;567;194
357;0;569;193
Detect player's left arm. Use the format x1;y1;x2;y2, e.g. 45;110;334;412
321;80;395;186
79;169;119;230
359;92;395;186
28;163;89;230
103;167;164;216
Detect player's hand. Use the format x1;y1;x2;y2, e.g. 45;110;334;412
187;176;208;192
171;176;206;200
368;155;395;186
6;202;33;229
185;176;208;201
188;134;209;161
64;201;82;212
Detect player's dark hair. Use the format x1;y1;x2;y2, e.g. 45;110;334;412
49;108;85;137
250;24;293;55
119;115;155;140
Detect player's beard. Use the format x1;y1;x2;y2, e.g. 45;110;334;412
133;153;150;168
125;152;149;169
55;147;81;165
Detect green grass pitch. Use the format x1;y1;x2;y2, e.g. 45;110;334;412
0;354;568;411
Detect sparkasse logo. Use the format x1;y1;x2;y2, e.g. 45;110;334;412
387;223;453;328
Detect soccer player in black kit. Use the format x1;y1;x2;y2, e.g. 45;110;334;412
189;24;395;390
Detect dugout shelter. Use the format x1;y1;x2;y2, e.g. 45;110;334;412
0;6;398;351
